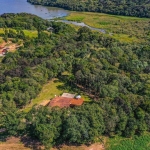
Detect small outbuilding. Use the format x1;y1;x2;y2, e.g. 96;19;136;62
47;27;54;32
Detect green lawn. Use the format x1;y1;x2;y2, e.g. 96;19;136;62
65;12;150;43
24;79;64;112
23;30;38;38
107;133;150;150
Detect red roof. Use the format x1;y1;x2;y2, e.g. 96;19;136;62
0;50;3;54
70;99;84;106
0;49;7;55
48;96;84;108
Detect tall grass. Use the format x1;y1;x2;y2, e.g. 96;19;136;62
65;12;150;43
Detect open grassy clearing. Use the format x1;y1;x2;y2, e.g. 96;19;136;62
106;133;150;150
23;30;38;38
23;30;50;37
24;78;92;112
65;12;150;43
24;79;63;112
0;28;38;38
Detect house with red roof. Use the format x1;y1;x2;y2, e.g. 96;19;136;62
47;93;84;108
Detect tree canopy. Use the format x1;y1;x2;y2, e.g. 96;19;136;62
0;13;150;149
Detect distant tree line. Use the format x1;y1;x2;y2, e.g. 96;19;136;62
27;0;150;18
0;13;150;149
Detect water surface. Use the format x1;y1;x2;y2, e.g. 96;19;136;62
0;0;69;19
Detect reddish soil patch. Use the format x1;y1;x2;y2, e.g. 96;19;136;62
0;41;22;53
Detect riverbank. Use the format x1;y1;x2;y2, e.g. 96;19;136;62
1;0;149;44
27;0;150;18
0;0;69;19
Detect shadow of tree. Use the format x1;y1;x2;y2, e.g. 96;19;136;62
0;133;8;142
57;81;80;94
53;78;60;83
21;136;43;150
57;76;97;100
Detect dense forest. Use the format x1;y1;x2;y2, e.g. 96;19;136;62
0;13;150;149
27;0;150;18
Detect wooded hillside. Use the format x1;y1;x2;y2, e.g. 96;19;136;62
0;13;150;149
27;0;150;18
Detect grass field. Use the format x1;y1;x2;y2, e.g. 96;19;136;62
65;12;150;43
0;28;38;38
23;30;38;38
24;79;64;112
107;133;150;150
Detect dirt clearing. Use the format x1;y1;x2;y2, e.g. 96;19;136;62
0;137;30;150
0;136;105;150
0;40;22;53
52;143;105;150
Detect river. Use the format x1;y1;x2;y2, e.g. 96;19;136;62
0;0;105;33
0;0;69;19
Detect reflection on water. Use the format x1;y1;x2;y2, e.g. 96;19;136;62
0;0;69;19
